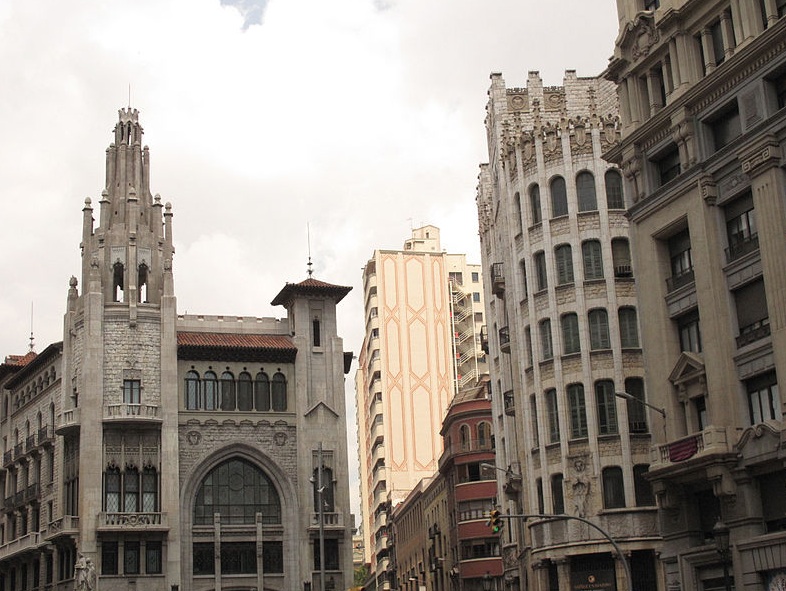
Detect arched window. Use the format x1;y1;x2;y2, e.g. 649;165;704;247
582;240;604;280
561;313;580;355
595;380;618;435
530;185;542;224
271;372;287;411
612;238;633;277
477;422;492;449
459;424;471;450
554;244;574;285
313;466;335;513
237;372;253;411
576;171;597;211
588;309;611;350
514;192;523;234
550;176;568;217
602;466;625;509
619;307;640;348
605;169;625;209
193;458;281;525
254;372;270;411
142;467;158;512
185;371;200;410
105;467;121;512
37;412;42;430
203;372;218;410
220;372;235;411
112;262;124;302
138;263;149;304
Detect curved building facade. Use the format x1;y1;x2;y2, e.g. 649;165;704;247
477;71;661;591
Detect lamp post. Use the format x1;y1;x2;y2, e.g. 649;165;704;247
713;520;732;591
483;571;493;591
615;390;667;439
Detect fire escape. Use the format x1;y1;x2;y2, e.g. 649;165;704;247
449;279;480;393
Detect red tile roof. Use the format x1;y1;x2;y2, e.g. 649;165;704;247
177;332;295;350
4;352;37;367
271;278;352;307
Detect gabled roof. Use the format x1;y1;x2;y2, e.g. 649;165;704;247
271;278;352;307
3;343;63;389
177;332;297;363
668;351;705;386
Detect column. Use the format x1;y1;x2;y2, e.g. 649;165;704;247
256;513;265;591
730;0;746;44
700;28;715;74
214;513;222;591
720;11;735;60
739;137;786;397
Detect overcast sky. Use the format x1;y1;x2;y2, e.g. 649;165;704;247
0;0;619;518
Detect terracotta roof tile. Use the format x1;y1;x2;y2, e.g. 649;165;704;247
271;278;352;306
177;332;295;350
4;352;37;367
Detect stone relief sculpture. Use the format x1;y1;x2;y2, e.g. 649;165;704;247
74;553;96;591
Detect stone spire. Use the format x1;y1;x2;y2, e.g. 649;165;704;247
80;108;172;307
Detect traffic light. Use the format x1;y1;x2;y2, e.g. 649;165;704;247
489;509;504;533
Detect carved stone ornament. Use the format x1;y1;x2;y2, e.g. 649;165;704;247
274;431;287;446
508;93;527;112
698;175;718;206
631;17;659;61
187;431;202;446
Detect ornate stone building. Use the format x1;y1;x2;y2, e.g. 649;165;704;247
604;1;786;590
477;71;660;590
0;108;355;591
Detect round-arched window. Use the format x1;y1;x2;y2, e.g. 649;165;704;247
193;458;281;525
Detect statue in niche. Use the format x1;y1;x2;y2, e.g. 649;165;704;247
571;458;590;517
74;553;96;591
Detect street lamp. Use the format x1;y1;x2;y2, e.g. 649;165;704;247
482;572;493;591
713;520;732;591
614;391;665;417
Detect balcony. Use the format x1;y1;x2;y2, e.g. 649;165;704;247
652;426;739;469
103;403;162;425
725;233;759;263
666;269;695;292
503;390;515;416
98;512;168;531
0;532;42;560
309;512;345;530
499;326;511;353
530;509;658;549
13;444;23;460
24;483;40;502
44;515;80;541
3;450;13;468
491;263;505;297
25;435;36;453
37;426;54;447
56;408;81;435
736;319;771;348
614;264;633;278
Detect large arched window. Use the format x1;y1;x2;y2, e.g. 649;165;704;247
185;371;200;410
271;372;287;411
193;458;281;525
550;176;568;217
237;372;253;411
254;372;270;411
576;171;597;212
203;371;218;410
220;371;235;411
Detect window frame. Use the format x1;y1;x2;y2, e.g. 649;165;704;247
561;313;581;355
602;466;625;509
588;308;611;350
567;383;588;439
554;244;575;285
582;240;604;280
576;171;598;212
550;176;568;218
545;389;560;443
595;380;619;435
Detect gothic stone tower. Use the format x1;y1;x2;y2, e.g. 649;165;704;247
61;107;181;589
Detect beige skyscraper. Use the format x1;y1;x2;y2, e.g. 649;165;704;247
355;226;487;590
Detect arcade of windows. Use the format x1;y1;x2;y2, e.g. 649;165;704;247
184;368;288;412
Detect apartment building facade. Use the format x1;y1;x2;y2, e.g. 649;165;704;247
605;1;786;590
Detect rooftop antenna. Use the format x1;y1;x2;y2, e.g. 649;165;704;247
128;84;132;108
307;223;313;277
28;302;35;353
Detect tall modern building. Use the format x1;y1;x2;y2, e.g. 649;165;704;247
0;107;355;591
477;71;660;591
605;1;786;590
355;226;487;590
